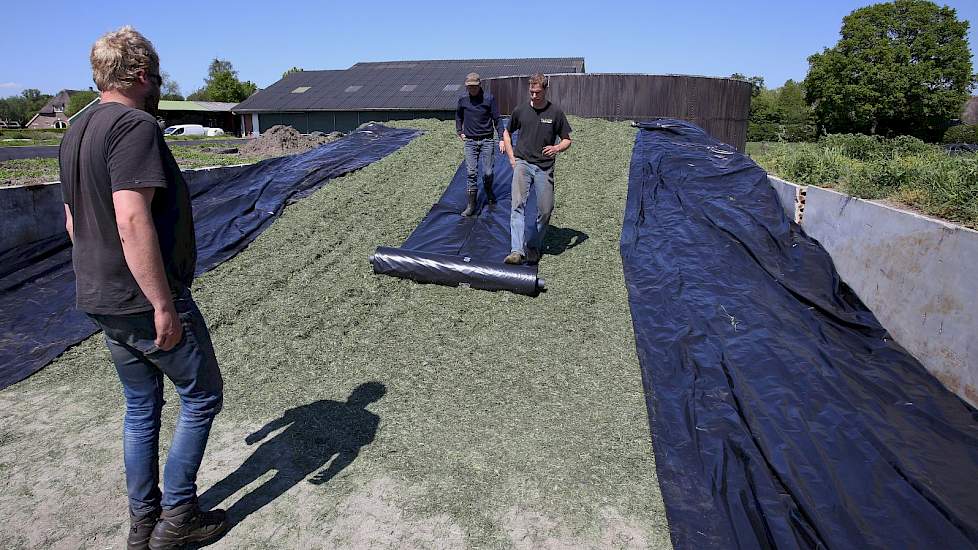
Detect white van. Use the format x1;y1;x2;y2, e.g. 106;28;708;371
164;124;206;137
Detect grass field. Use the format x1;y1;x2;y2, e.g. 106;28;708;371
0;118;671;548
0;130;234;148
0;129;65;147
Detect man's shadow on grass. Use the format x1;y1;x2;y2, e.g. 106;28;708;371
199;382;385;534
541;225;589;257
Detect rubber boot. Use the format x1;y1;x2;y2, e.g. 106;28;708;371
461;189;478;217
483;179;497;206
128;507;161;550
148;499;227;550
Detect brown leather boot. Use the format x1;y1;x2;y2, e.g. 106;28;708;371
128;507;161;550
148;499;227;549
504;251;524;265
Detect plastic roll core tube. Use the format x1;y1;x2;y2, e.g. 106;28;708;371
370;247;545;295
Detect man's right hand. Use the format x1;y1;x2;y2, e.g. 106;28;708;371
154;302;182;351
458;133;466;140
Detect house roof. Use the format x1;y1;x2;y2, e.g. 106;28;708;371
37;90;85;115
232;58;586;113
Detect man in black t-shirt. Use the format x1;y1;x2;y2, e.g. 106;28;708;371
501;74;572;265
60;26;226;549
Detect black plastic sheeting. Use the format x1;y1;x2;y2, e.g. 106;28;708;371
0;124;419;390
371;122;545;295
621;119;978;549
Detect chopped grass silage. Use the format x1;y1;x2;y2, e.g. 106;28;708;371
0;118;671;548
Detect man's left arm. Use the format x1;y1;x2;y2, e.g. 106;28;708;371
64;204;74;243
543;112;572;157
455;98;465;139
490;94;501;137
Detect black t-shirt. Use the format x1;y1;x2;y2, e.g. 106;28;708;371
508;100;571;171
60;102;196;315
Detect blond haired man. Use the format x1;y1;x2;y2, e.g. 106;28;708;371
60;27;226;550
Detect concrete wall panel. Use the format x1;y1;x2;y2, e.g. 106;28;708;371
801;185;978;407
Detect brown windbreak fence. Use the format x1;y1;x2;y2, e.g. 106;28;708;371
485;74;753;151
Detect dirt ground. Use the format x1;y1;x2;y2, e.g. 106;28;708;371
0;118;672;549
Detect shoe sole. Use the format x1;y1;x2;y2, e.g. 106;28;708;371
148;523;228;550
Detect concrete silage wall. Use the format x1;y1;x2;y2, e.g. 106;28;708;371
485;73;753;151
769;176;978;407
0;165;249;254
0;182;66;253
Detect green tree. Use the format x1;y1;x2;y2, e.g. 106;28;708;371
161;71;184;101
66;90;98;117
282;66;303;79
731;73;765;97
21;88;52;117
778;80;810;125
188;58;257;103
0;89;53;125
0;96;28;125
746;79;816;142
806;0;976;140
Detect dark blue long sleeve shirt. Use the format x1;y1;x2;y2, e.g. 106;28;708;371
455;90;501;138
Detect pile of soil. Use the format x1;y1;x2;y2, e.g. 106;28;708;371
240;125;343;156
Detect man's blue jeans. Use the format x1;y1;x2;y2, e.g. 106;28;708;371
510;159;555;255
463;137;495;193
89;292;223;515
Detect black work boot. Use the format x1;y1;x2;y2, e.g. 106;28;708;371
148;499;227;550
461;189;478;217
128;507;161;550
483;179;497;206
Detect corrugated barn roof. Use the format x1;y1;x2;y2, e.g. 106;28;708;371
233;58;585;113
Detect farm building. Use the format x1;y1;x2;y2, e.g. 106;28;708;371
156;100;240;134
26;90;90;129
69;99;240;134
232;58;754;150
231;58;585;135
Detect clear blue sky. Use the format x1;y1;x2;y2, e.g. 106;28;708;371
2;0;976;98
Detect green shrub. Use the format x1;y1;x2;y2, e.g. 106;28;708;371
752;133;978;228
0;129;66;139
942;124;978;144
819;134;885;159
747;122;816;142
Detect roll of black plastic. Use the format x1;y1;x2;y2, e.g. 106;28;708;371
371;247;544;296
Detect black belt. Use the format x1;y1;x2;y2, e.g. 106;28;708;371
466;134;494;140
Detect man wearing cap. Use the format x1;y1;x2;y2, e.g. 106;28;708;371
502;73;572;265
455;72;501;217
